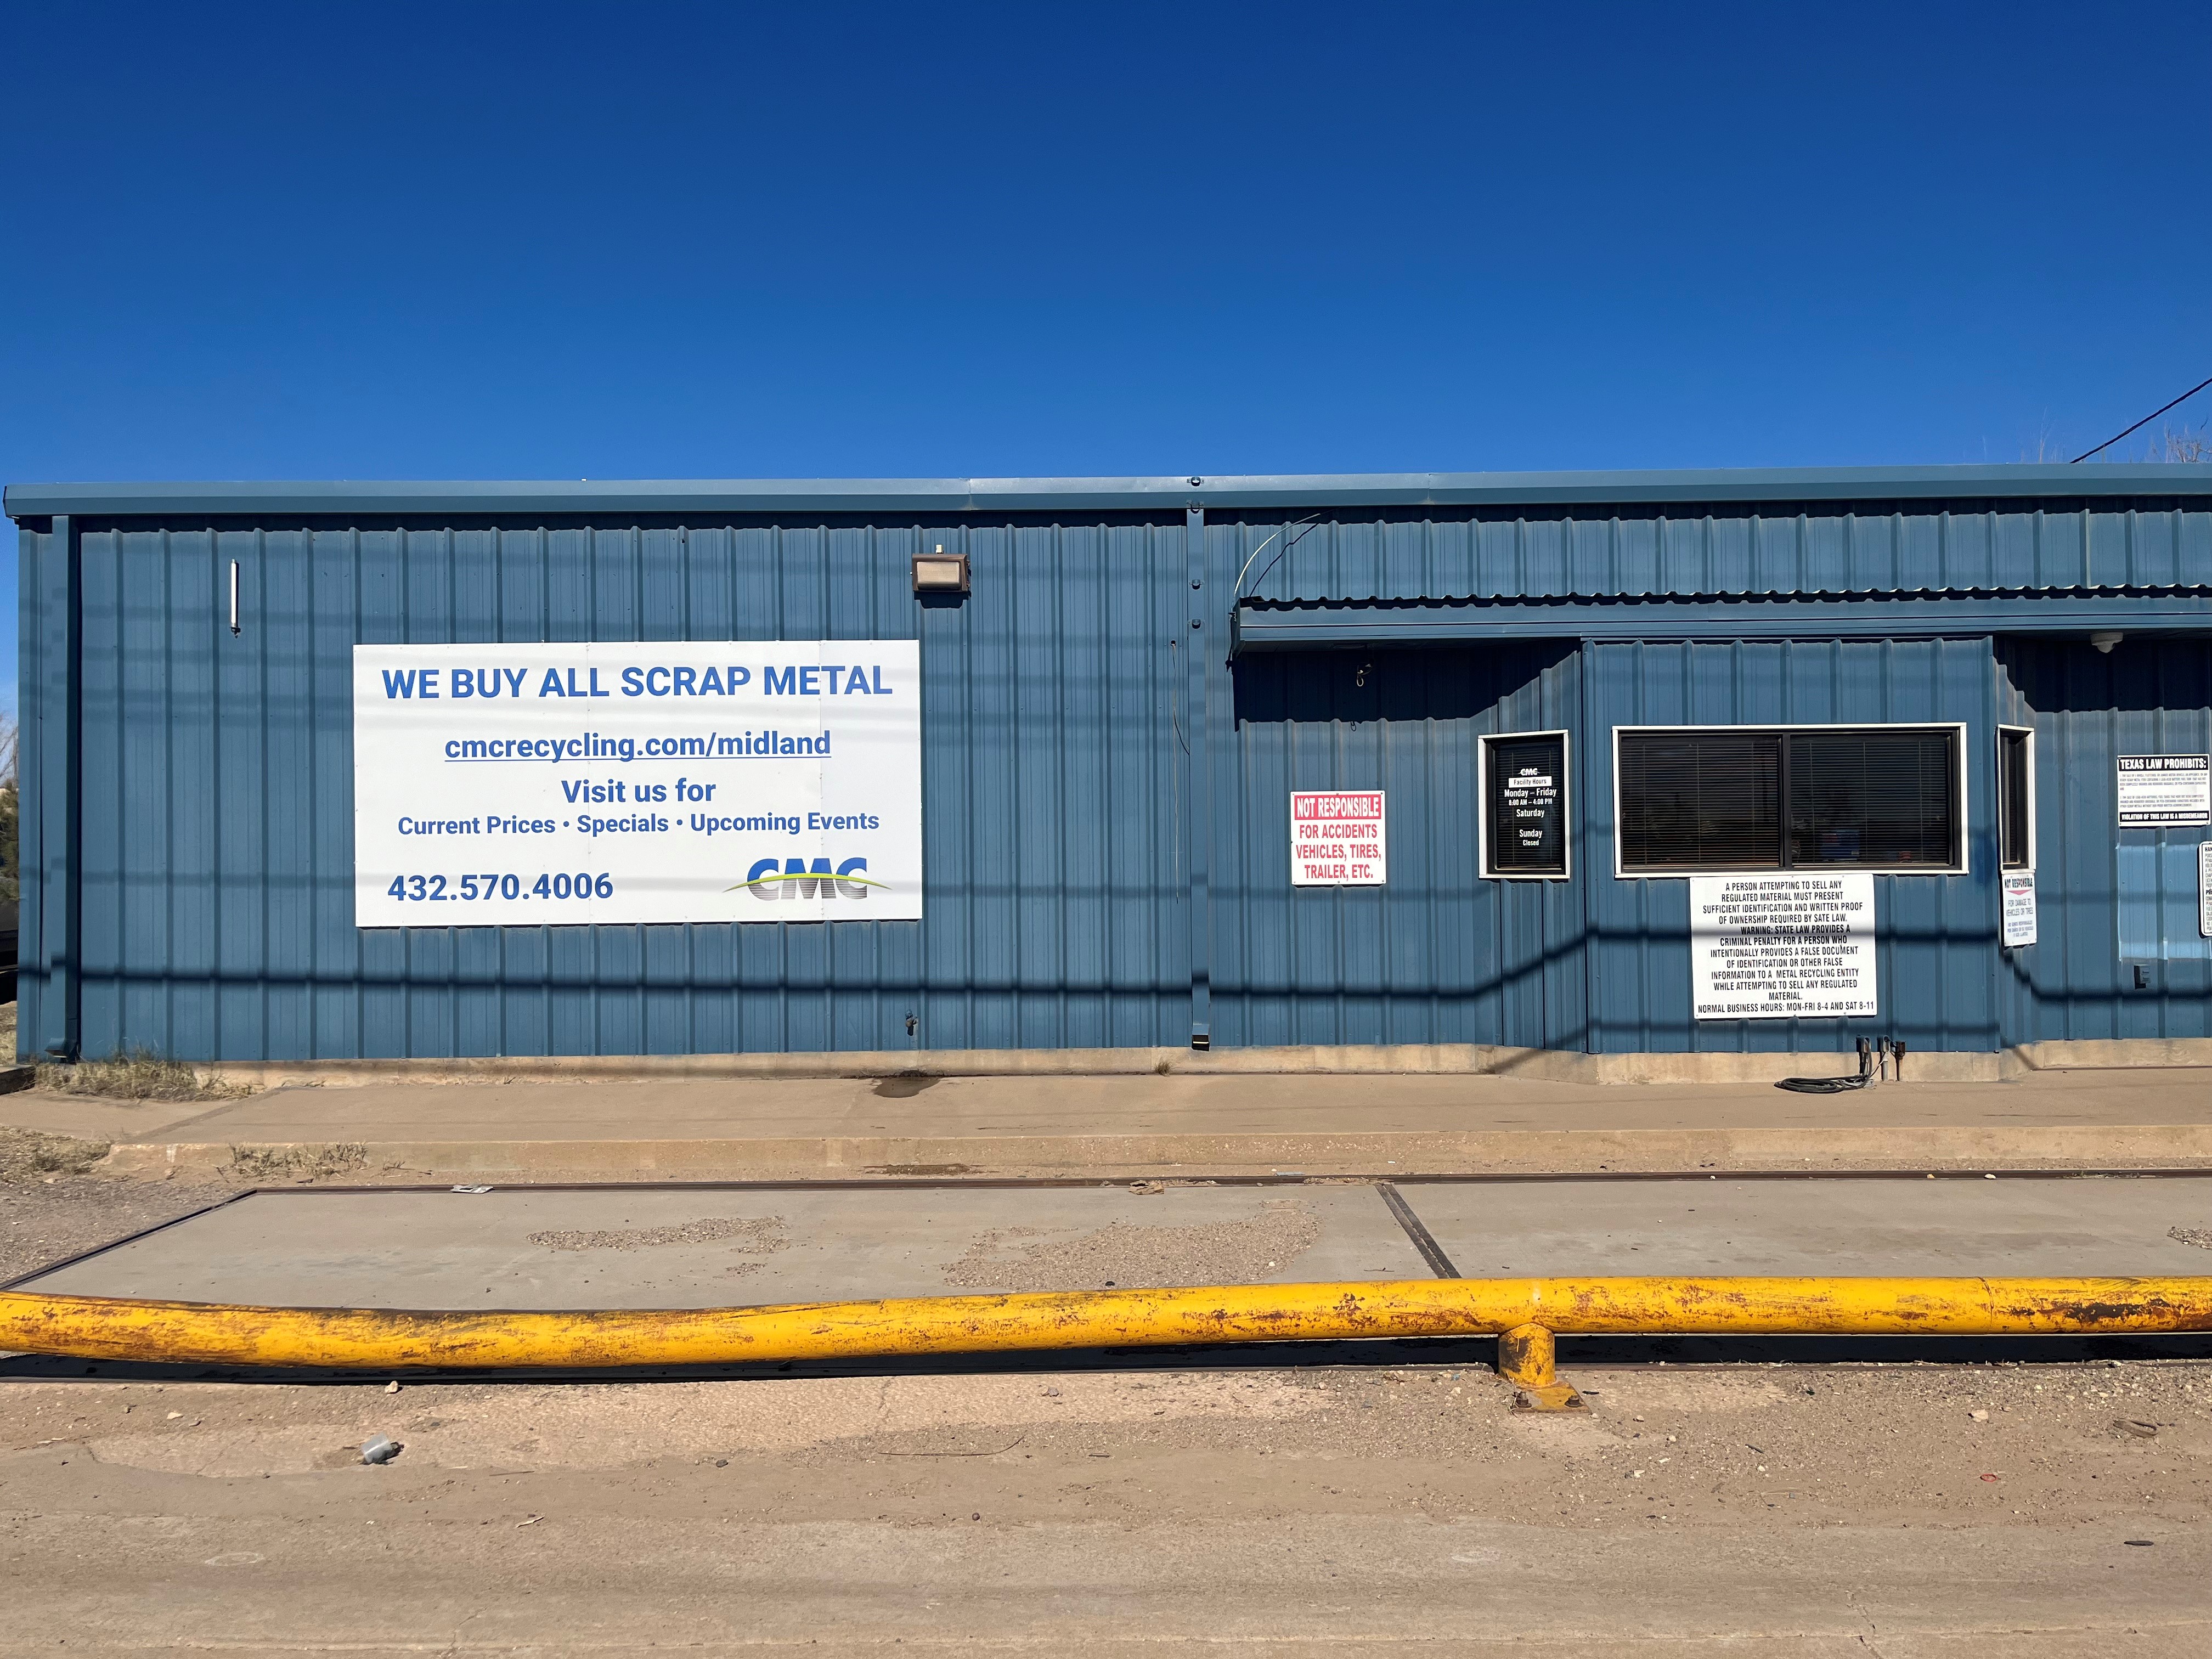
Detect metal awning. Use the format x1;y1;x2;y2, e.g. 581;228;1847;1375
1231;586;2212;652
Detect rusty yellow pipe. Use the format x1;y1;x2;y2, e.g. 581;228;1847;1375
4;1276;2211;1371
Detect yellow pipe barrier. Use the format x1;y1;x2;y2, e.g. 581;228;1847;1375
4;1276;2211;1374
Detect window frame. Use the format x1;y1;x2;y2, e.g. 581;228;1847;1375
1996;724;2036;872
1478;728;1573;881
1610;721;1970;879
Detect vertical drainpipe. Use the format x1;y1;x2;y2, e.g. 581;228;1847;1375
37;514;81;1060
1186;501;1211;1048
1577;636;1598;1056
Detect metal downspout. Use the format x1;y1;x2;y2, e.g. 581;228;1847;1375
1185;503;1211;1047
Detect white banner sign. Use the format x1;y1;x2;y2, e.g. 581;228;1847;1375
2002;870;2037;947
2116;754;2211;827
2201;842;2212;940
1691;872;1877;1020
1290;791;1386;885
353;642;922;927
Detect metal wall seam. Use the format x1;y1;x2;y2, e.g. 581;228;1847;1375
15;522;47;1058
37;516;79;1059
1186;504;1210;1045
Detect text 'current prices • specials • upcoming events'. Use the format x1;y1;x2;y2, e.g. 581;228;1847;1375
352;642;923;926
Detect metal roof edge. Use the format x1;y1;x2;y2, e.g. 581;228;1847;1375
9;464;2212;522
1238;583;2212;611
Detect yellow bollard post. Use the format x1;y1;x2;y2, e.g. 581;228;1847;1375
1497;1322;1585;1412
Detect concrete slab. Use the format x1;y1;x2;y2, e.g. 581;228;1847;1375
1406;1173;2212;1277
13;1182;1426;1310
17;1064;2212;1180
12;1065;2212;1147
18;1174;2212;1313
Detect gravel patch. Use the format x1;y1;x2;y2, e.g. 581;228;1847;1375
528;1216;791;1254
0;1176;233;1287
943;1199;1321;1292
0;1125;111;1183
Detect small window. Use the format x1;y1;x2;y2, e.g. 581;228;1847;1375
1616;725;1962;874
1998;726;2034;870
1481;731;1569;878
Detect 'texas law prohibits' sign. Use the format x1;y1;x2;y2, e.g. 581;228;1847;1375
353;642;922;927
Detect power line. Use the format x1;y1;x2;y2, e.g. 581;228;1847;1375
2070;372;2212;464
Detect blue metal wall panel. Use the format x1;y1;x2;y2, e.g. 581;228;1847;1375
1579;637;2000;1056
1996;640;2212;1040
1220;504;2212;603
56;515;1190;1061
1207;643;1585;1051
15;481;2211;1064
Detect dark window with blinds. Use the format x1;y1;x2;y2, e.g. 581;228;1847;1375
1617;727;1960;873
1999;728;2033;868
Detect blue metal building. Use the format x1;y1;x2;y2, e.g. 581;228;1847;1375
9;467;2212;1069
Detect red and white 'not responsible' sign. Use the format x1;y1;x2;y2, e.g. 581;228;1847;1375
1290;791;1387;886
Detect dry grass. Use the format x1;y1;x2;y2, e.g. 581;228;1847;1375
225;1142;368;1182
35;1048;253;1103
0;1124;112;1182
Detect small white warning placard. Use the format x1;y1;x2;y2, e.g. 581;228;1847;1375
2002;870;2037;948
1290;791;1387;886
1690;872;1877;1020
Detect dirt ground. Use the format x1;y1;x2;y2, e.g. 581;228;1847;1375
2;1354;2209;1652
5;1167;2212;1652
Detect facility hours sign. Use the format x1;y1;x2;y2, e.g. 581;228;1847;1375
352;642;923;926
1689;873;1877;1020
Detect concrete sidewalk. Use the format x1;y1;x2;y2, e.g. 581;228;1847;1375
19;1173;2212;1308
8;1063;2212;1181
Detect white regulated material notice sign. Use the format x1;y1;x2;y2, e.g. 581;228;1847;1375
2200;842;2212;939
353;641;922;926
2117;754;2211;827
1690;872;1877;1020
1290;791;1386;885
2002;870;2038;947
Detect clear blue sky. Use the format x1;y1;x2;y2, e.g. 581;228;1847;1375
4;3;2209;712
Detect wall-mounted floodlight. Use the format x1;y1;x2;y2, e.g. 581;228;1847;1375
912;544;969;595
2091;631;2124;654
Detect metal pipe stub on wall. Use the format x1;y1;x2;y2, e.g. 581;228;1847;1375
4;1278;2210;1402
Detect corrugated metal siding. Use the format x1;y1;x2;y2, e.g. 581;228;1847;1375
16;521;60;1060
1579;637;2001;1056
1220;505;2212;602
1996;640;2212;1041
61;516;1192;1062
1207;644;1584;1051
19;483;2212;1065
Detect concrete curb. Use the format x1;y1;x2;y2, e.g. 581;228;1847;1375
195;1036;2212;1090
97;1122;2212;1183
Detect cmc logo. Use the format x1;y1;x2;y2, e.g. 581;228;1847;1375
737;856;885;901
